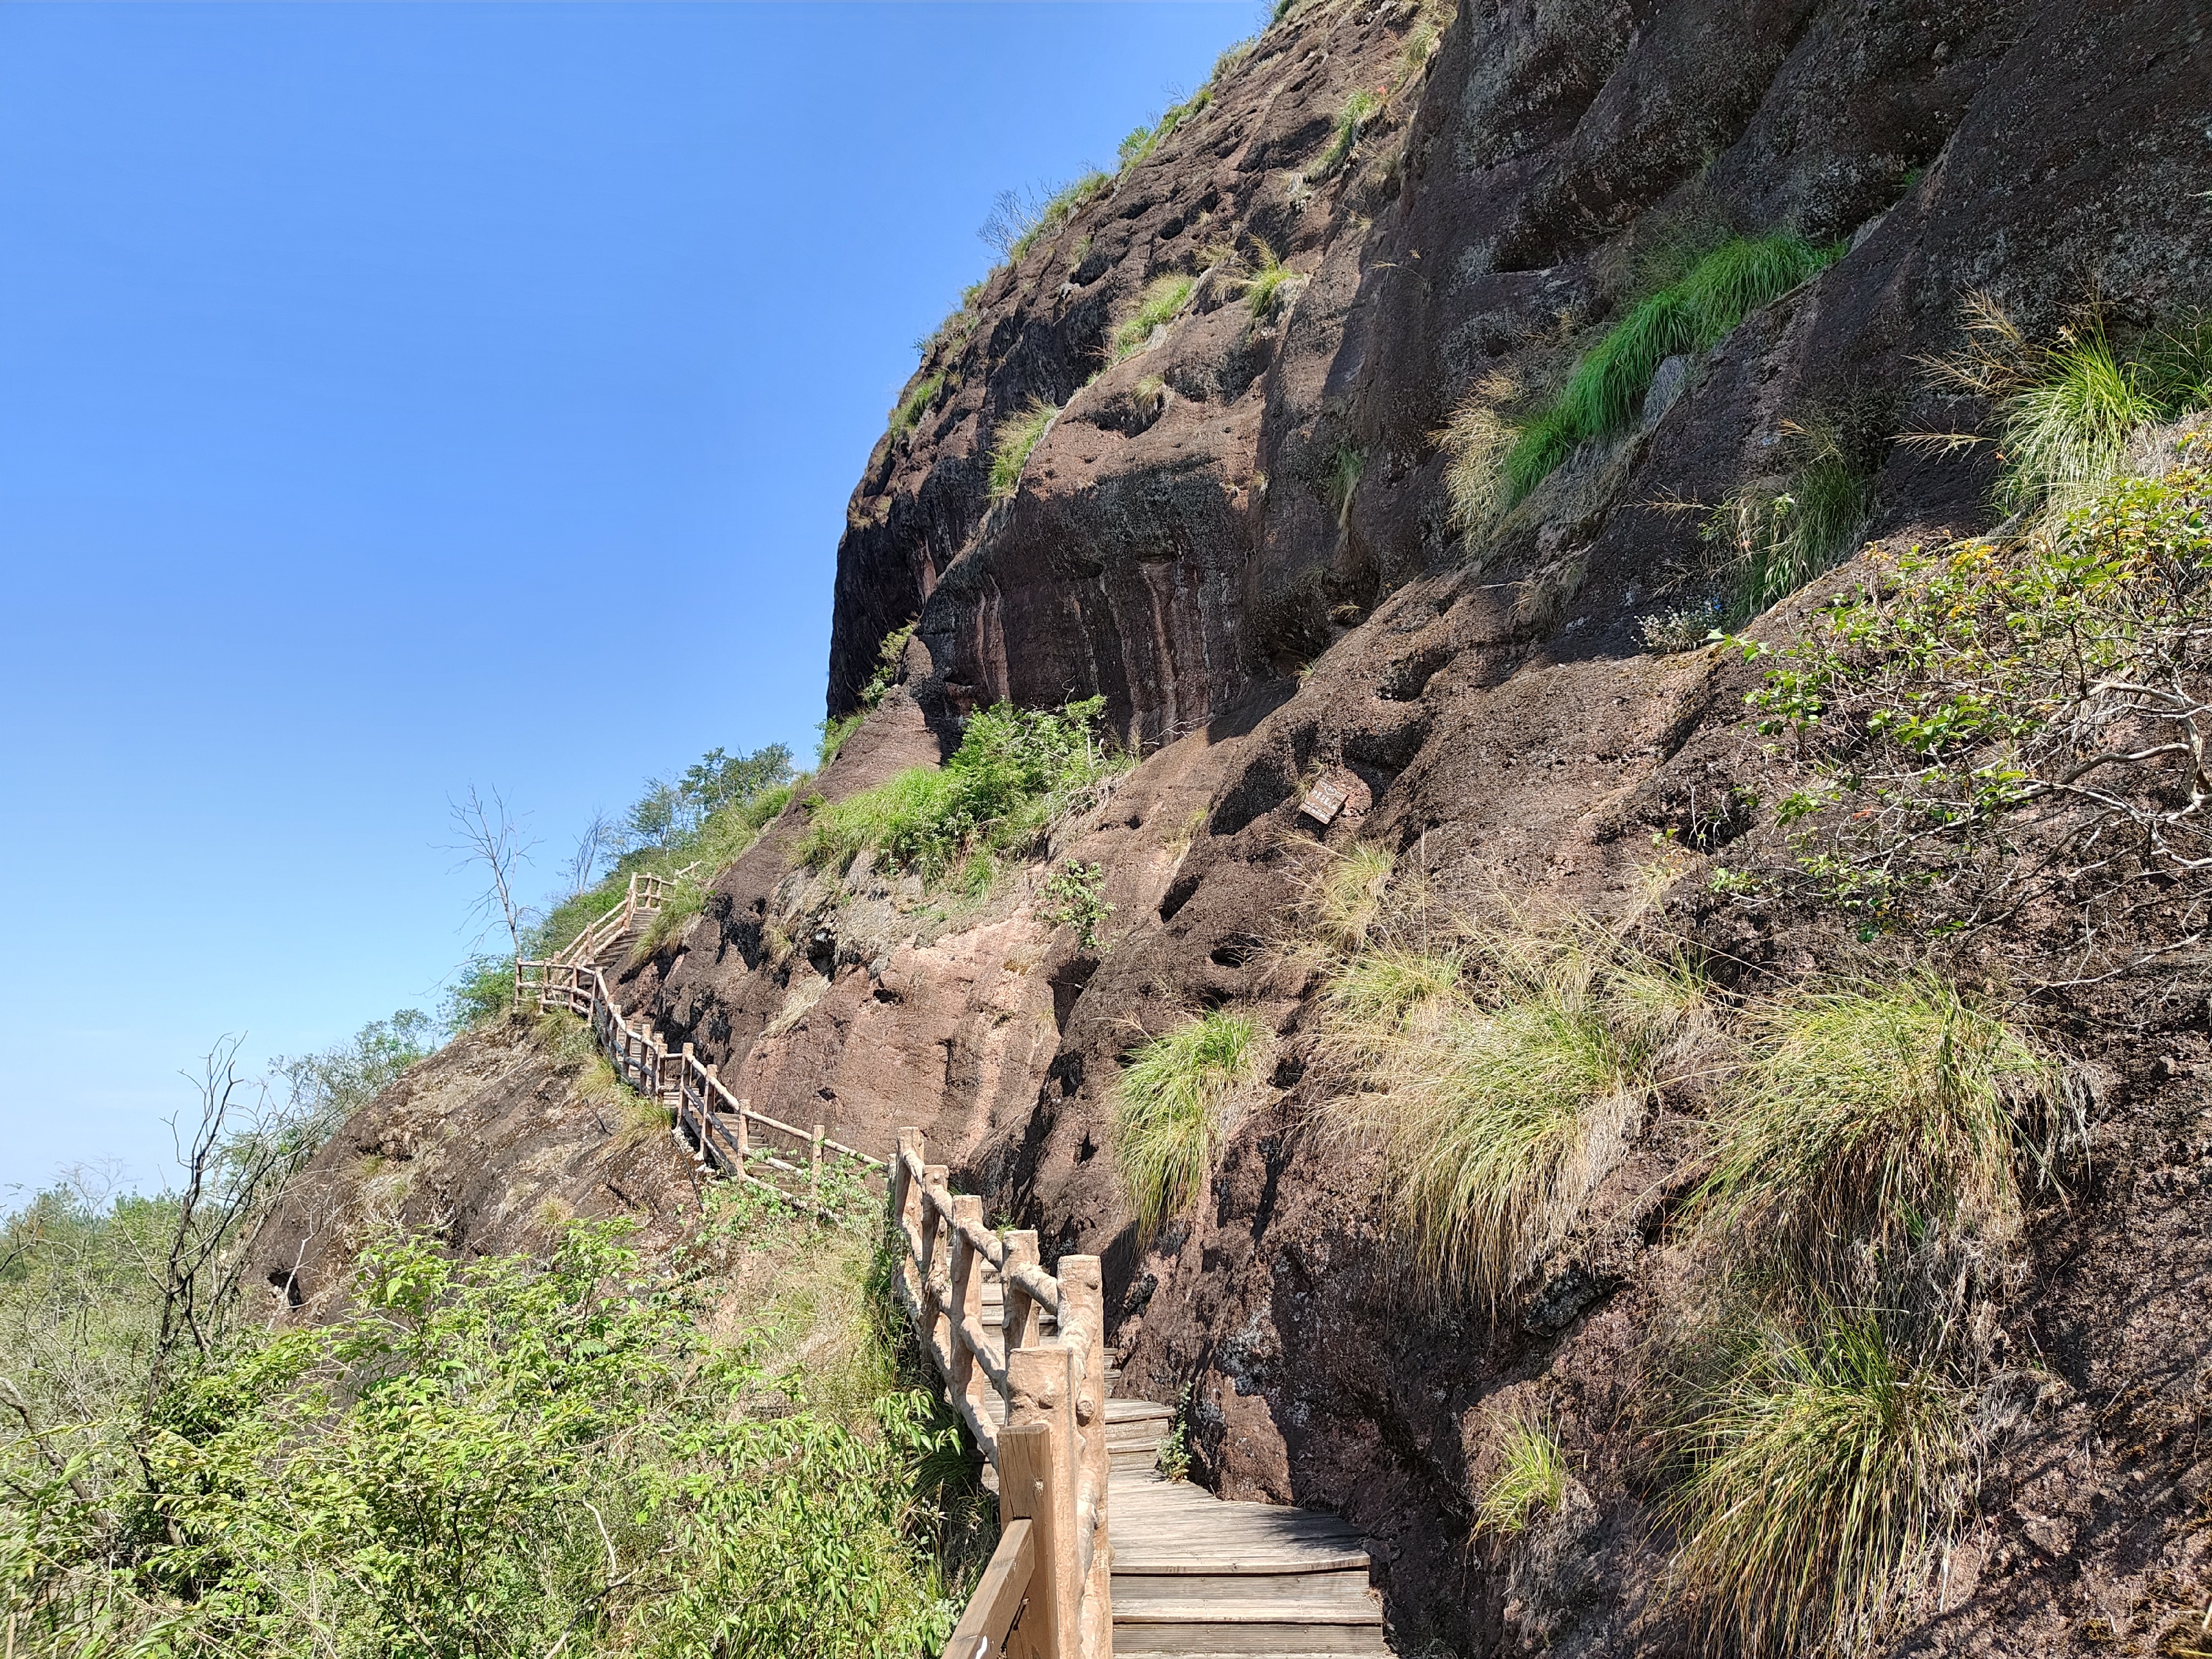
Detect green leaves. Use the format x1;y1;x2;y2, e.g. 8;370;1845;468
3;1217;966;1658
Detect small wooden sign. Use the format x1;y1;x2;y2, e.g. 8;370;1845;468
1298;765;1372;827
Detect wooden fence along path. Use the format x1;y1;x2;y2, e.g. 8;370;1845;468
519;877;1386;1658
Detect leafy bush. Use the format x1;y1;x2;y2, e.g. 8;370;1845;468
1505;235;1843;501
1114;274;1195;361
988;397;1060;499
1662;1310;1972;1658
1474;1412;1568;1537
1738;452;2212;948
1698;977;2047;1289
799;698;1118;885
1042;859;1113;949
0;1216;978;1657
1113;1010;1265;1242
448;952;518;1029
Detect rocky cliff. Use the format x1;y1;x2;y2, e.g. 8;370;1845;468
280;3;2212;1654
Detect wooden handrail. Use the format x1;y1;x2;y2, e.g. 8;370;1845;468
895;1128;1112;1659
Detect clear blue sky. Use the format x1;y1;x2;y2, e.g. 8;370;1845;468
0;2;1260;1198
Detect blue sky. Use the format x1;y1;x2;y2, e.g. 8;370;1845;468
0;2;1260;1198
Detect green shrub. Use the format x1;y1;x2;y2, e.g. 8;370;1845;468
0;1219;976;1656
1113;1010;1265;1241
799;698;1117;883
1698;977;2047;1287
1042;858;1113;949
1474;1412;1568;1537
1739;456;2212;933
889;372;945;437
988;397;1060;499
447;952;516;1029
1114;274;1195;361
1663;1310;1972;1657
1505;235;1843;501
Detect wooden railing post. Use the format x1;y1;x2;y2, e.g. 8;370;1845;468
921;1163;950;1366
1002;1229;1043;1356
998;1422;1052;1659
893;1129;922;1308
950;1195;989;1433
1058;1256;1111;1659
1006;1344;1079;1659
810;1123;825;1199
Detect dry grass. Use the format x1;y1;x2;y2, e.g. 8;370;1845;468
1307;841;1395;952
1696;975;2049;1290
1662;1309;1973;1657
1323;917;1707;1303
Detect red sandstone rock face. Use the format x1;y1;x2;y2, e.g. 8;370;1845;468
295;3;2212;1652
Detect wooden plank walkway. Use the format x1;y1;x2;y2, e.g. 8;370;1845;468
980;1277;1389;1657
535;895;1389;1656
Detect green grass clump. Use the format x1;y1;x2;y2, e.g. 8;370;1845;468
1664;1311;1972;1657
1699;977;2048;1286
1244;241;1300;322
889;372;945;438
1115;274;1195;361
1314;87;1379;177
799;697;1117;884
1505;235;1842;501
1704;419;1875;620
988;397;1060;499
1308;842;1395;952
1114;1009;1265;1241
1924;297;2212;519
1328;924;1705;1302
1474;1412;1569;1537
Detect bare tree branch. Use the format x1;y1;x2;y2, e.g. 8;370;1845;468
445;784;539;960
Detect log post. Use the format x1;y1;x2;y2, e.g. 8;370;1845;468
1002;1229;1043;1356
998;1422;1052;1659
893;1129;922;1312
921;1164;951;1368
1006;1344;1080;1659
950;1195;989;1436
809;1123;825;1199
1057;1255;1111;1659
732;1095;749;1165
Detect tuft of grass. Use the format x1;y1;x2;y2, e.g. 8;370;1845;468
1326;445;1365;528
988;397;1061;499
1919;296;2212;519
888;373;945;438
1698;976;2049;1287
1663;1310;1973;1658
1245;241;1301;322
1474;1412;1569;1537
1327;923;1706;1302
1505;235;1842;501
799;698;1118;884
1439;371;1522;532
1706;419;1876;620
1115;274;1196;361
1309;843;1395;952
1113;1009;1265;1242
1314;87;1380;178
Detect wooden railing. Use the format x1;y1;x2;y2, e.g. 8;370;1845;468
897;1130;1111;1659
516;889;884;1209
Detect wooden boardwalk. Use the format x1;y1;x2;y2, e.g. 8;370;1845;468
524;882;1389;1657
977;1276;1389;1658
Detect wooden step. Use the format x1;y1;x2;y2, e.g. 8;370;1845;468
1111;1624;1389;1656
1115;1571;1378;1616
